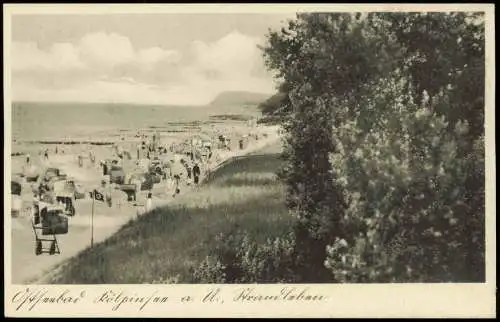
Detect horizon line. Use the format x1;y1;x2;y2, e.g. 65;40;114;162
10;90;274;108
11;100;208;107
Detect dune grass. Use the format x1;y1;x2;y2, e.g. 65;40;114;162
49;152;292;284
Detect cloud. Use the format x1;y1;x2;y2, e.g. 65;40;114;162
78;32;135;68
12;31;181;72
171;30;275;102
137;47;181;66
11;30;276;105
185;30;264;80
11;42;84;71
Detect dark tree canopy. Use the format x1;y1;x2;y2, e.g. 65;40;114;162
260;12;485;283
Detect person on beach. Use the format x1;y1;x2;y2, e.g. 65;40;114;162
145;192;153;212
170;159;182;197
102;160;108;176
207;146;213;161
114;144;123;160
173;174;181;196
218;135;225;149
78;154;83;168
193;162;201;185
164;174;174;196
162;157;171;180
44;149;49;160
181;159;192;185
26;153;30;164
89;150;96;166
131;176;141;202
103;181;112;208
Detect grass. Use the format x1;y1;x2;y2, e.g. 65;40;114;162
48;151;292;284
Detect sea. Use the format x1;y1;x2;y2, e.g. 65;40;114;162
10;101;260;142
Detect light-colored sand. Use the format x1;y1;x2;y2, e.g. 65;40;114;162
10;124;281;284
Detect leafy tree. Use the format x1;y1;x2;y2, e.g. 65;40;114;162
261;12;485;282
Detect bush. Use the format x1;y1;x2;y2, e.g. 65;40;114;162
192;230;297;283
193;256;228;283
325;75;485;282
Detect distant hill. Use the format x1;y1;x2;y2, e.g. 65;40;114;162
208;91;272;107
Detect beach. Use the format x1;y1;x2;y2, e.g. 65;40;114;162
9;104;280;284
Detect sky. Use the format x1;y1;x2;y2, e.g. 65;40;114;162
10;14;295;105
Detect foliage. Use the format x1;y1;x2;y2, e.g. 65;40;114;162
193;230;298;283
193;256;227;283
258;92;289;115
261;12;485;282
257;83;293;124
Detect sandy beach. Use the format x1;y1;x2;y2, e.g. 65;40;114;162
10;121;280;284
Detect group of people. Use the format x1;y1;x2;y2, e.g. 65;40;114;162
24;144;72;167
160;157;202;198
140;136;216;199
25;148;49;165
91;127;260;213
76;149;97;168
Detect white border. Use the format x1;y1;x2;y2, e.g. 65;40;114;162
3;3;496;318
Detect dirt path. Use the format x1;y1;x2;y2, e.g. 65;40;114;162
11;126;281;284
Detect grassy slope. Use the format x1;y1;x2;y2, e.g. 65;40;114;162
49;147;291;284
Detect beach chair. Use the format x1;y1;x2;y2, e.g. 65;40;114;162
25;164;40;182
53;179;77;216
11;180;22;195
11;195;22;218
31;202;68;255
11;180;23;217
